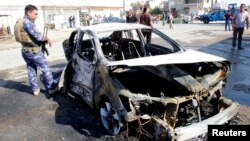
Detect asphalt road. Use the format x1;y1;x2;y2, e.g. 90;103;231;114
1;21;250;141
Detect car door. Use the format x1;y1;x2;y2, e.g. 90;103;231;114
63;30;77;61
71;31;97;107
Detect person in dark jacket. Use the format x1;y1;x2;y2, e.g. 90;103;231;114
139;7;153;43
126;10;138;23
224;10;231;31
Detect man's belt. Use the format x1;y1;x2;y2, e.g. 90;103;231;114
23;46;40;54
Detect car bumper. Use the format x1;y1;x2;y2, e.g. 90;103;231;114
175;98;238;140
151;97;239;140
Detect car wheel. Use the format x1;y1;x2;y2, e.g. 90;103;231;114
100;101;121;135
203;18;209;24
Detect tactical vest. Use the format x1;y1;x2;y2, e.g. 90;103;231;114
14;18;32;43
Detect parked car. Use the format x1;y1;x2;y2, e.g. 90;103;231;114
92;16;125;25
195;15;201;20
167;15;190;24
200;10;227;24
60;23;239;140
173;15;190;24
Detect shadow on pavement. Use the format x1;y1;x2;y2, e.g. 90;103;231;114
0;61;67;96
38;63;112;137
0;79;36;95
51;92;112;138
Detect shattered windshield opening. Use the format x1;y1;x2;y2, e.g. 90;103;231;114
98;29;182;62
98;29;143;61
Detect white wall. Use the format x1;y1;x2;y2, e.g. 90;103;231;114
43;7;80;29
1;3;122;32
0;6;45;35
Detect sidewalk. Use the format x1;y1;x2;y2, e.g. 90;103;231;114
0;28;75;51
0;28;75;71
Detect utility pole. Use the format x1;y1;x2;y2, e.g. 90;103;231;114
123;0;125;15
211;0;214;11
169;0;171;12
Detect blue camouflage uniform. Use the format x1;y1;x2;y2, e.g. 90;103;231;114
22;15;56;92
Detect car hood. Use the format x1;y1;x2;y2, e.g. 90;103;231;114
107;49;227;67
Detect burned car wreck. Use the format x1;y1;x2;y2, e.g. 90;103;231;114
59;23;239;140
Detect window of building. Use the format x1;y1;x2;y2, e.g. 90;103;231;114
185;0;197;4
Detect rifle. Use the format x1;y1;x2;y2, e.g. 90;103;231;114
42;26;49;56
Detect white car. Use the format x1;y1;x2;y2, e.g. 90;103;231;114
59;23;239;140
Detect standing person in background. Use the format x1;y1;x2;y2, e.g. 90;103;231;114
140;7;153;43
72;15;75;28
232;3;249;50
86;14;91;26
165;12;169;24
103;15;107;22
180;13;183;24
224;10;231;31
126;9;138;38
69;16;72;28
162;11;166;26
245;7;249;29
126;9;138;23
169;12;174;29
14;4;59;95
82;15;88;26
190;13;194;24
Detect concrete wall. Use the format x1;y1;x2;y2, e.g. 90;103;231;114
0;6;44;35
0;5;122;33
43;7;80;29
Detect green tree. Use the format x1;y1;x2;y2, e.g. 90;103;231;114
150;7;162;15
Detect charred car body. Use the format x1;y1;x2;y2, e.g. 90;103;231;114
60;23;239;140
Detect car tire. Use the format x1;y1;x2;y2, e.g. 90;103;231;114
100;101;121;135
203;19;209;24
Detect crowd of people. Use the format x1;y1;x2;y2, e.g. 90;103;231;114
125;4;249;51
54;4;250;52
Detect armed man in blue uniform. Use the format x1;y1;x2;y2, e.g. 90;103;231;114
14;4;58;96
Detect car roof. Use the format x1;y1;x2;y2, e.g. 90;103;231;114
78;23;150;33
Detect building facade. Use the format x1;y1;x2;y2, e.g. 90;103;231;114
159;0;228;15
0;0;123;36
